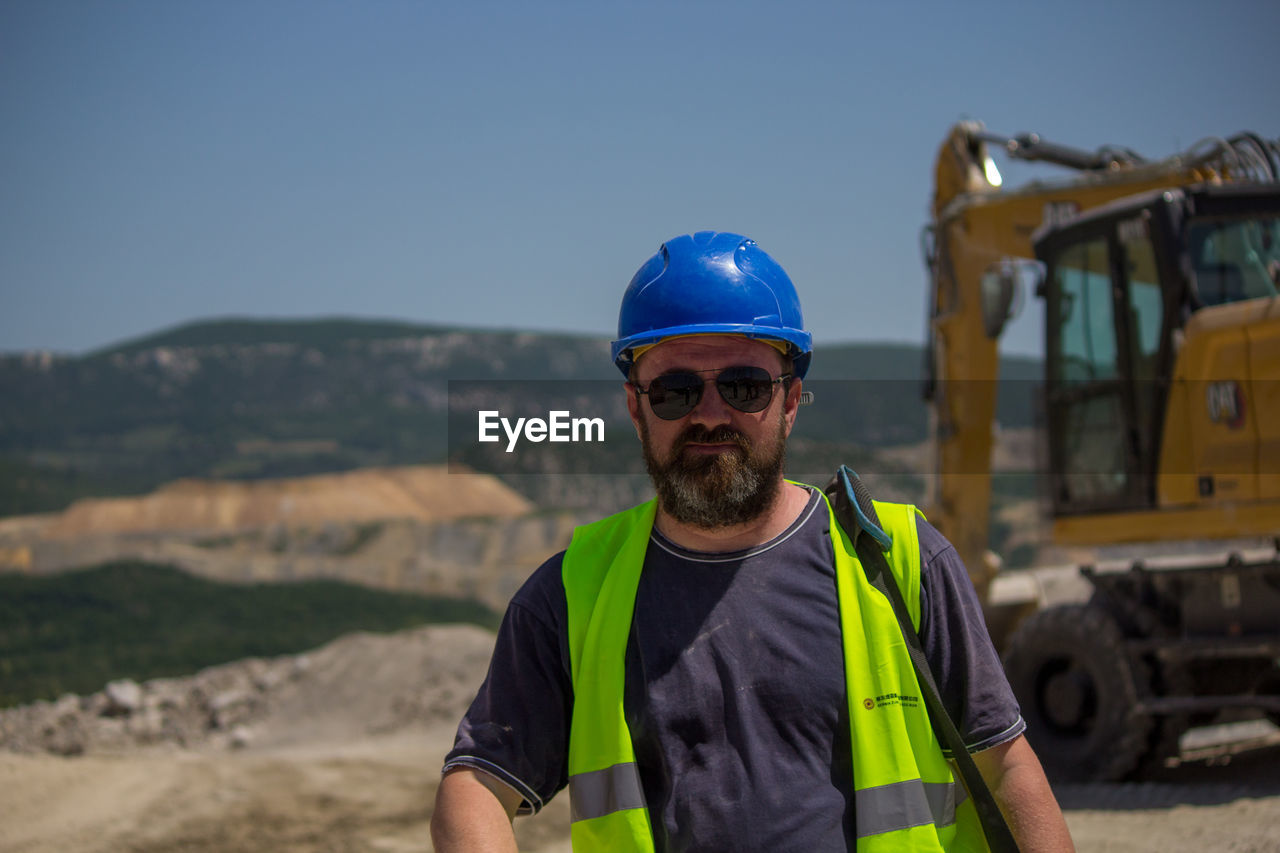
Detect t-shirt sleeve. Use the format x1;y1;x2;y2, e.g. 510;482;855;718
442;552;572;815
916;519;1026;753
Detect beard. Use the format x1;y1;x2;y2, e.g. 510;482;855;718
639;413;788;530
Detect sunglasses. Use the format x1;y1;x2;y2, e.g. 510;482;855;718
634;366;792;420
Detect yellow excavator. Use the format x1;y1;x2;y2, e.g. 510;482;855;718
923;121;1280;781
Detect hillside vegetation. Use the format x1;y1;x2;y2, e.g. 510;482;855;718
0;317;1041;516
0;560;499;707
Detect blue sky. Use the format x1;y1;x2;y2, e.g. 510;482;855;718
2;0;1276;357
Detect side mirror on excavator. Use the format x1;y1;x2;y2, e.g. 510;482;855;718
979;259;1041;338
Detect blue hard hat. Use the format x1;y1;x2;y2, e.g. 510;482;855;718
611;231;813;378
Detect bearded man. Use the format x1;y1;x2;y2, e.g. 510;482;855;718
431;232;1073;852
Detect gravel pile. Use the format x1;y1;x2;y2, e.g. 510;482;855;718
0;623;495;756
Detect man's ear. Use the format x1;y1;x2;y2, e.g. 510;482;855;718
781;378;802;436
625;382;643;438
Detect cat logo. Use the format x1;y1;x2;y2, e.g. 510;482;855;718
1206;381;1246;429
1041;201;1080;230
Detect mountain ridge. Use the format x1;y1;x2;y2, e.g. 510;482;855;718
1;317;1042;517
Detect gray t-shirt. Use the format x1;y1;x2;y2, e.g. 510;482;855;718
444;487;1023;852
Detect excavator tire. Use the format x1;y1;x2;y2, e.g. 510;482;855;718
1002;603;1152;782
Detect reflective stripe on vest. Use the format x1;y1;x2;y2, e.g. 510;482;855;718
561;489;990;852
566;770;971;843
569;761;646;823
856;778;969;838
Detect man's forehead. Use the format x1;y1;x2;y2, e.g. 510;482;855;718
634;335;784;374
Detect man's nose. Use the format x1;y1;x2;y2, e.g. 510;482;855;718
687;378;734;428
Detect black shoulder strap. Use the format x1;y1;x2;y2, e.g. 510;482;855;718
824;466;1020;853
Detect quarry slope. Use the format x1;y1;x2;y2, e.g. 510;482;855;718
42;465;533;537
0;465;582;613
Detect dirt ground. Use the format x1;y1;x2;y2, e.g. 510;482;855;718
3;735;1277;852
0;728;575;853
2;625;1278;853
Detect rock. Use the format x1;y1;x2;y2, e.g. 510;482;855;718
104;680;143;716
207;689;256;730
229;725;254;749
81;692;109;716
52;694;80;720
126;705;166;741
250;659;294;691
143;679;189;711
41;715;87;756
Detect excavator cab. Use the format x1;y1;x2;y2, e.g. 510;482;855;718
1033;184;1280;520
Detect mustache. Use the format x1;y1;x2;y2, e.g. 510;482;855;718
674;424;751;454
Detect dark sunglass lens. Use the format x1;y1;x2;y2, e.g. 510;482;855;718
716;367;774;413
648;373;703;419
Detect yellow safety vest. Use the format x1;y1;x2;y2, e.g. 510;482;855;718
560;491;990;852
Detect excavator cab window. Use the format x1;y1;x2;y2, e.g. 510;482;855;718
1050;238;1117;382
1189;215;1280;307
1045;237;1130;508
1041;210;1169;515
1122;237;1165;471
